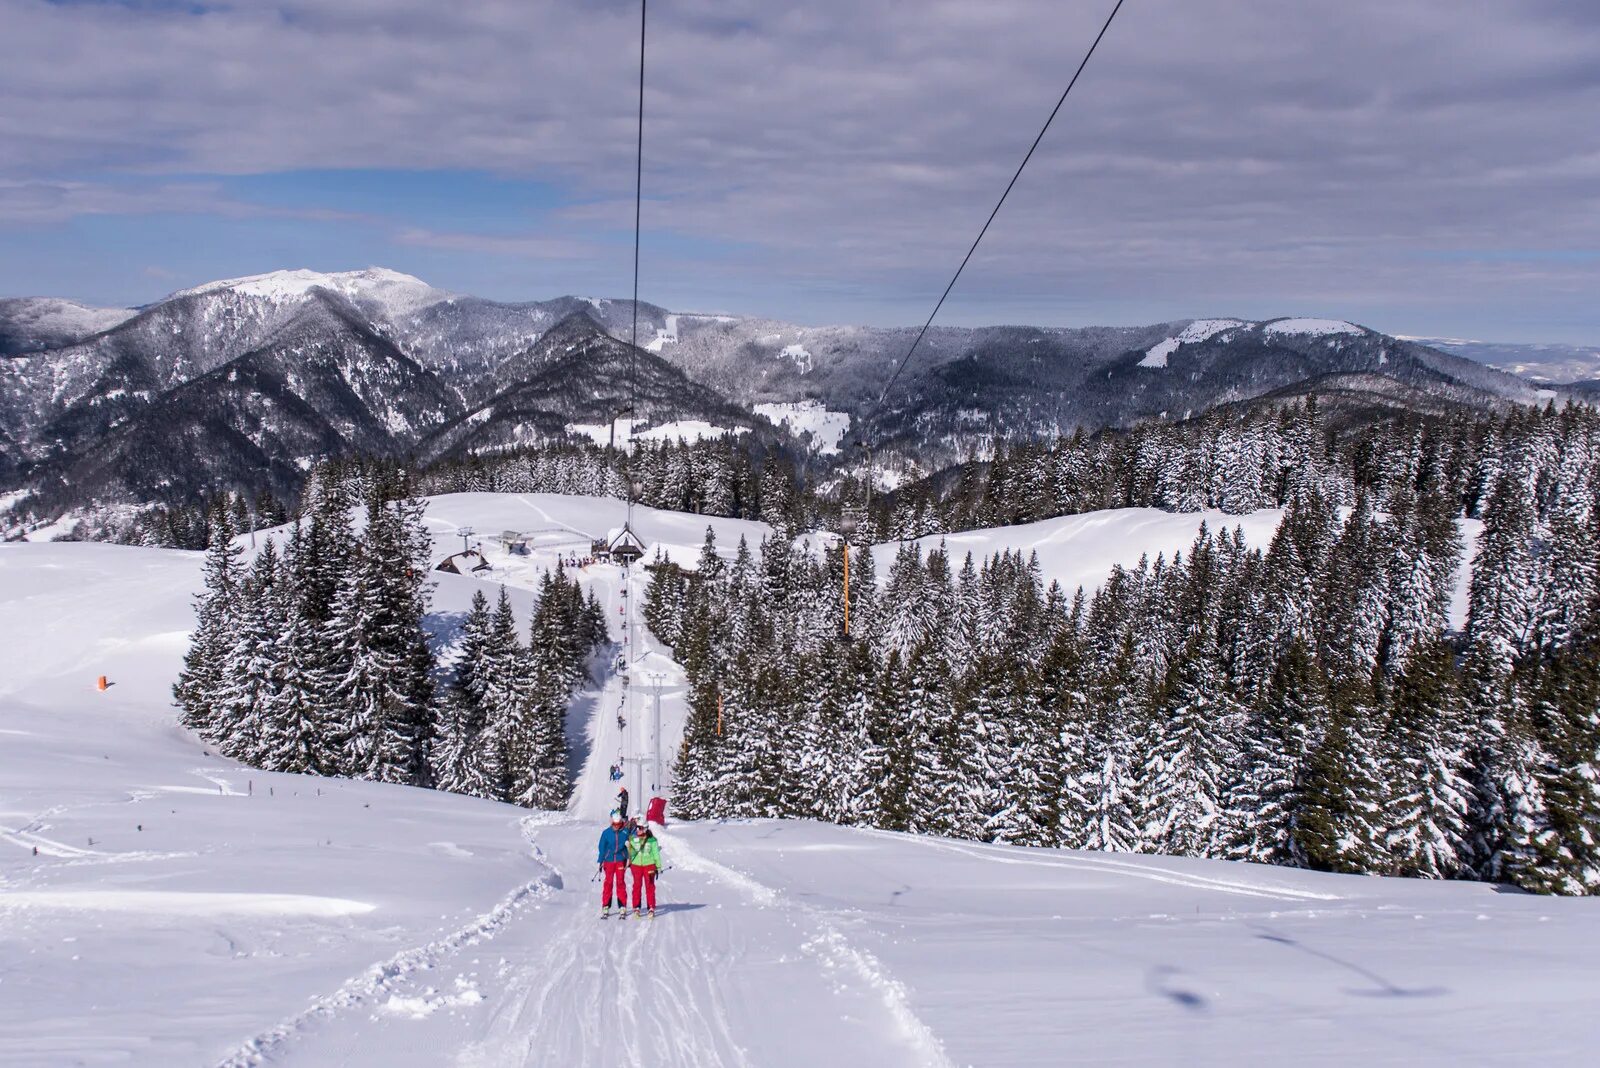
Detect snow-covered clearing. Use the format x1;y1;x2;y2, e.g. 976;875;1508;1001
1262;318;1365;338
1140;319;1246;368
2;495;1594;1065
644;313;678;352
753;399;850;454
779;342;813;373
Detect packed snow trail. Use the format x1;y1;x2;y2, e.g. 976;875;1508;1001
267;555;940;1068
264;817;939;1068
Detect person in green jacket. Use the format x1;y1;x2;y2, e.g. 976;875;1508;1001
626;821;662;918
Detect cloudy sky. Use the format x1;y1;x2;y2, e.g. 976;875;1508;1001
2;0;1597;342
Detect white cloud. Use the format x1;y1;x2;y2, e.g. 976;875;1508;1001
0;0;1597;334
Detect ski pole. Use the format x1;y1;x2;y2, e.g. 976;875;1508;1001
592;866;602;883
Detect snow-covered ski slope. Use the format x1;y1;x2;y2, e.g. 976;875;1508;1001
2;495;1594;1066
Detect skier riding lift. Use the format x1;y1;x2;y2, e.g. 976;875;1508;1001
616;785;630;820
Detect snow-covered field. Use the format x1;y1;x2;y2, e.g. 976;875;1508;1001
753;399;851;454
3;495;1596;1066
1140;319;1247;368
1261;318;1365;338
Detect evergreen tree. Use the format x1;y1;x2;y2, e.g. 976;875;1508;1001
174;510;242;739
1078;636;1142;852
1225;641;1325;867
1381;640;1472;879
1138;639;1234;857
434;590;501;798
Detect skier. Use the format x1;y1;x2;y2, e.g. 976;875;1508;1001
616;785;630;820
627;819;662;919
596;811;633;918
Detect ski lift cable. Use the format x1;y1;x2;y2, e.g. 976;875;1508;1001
625;0;647;531
866;0;1126;418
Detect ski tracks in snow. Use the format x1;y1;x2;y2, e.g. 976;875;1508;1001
860;828;1343;903
459;818;752;1068
214;864;560;1067
660;827;955;1068
455;818;946;1068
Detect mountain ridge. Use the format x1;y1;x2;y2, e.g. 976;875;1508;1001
0;266;1582;529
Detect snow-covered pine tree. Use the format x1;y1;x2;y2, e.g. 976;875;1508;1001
1225;640;1327;867
1078;635;1143;853
869;648;915;832
324;499;434;785
1380;639;1472;879
478;586;537;804
642;550;688;649
673;677;725;820
433;589;501;798
1034;597;1093;845
882;541;934;655
1381;491;1462;675
1138;637;1236;858
174;510;242;738
1319;492;1390;680
836;641;888;825
1467;473;1541;671
212;540;284;764
1520;649;1600;893
255;520;336;775
1297;676;1384;873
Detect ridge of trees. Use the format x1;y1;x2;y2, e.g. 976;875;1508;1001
652;400;1600;895
173;475;605;808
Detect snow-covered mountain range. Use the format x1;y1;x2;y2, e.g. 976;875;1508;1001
0;267;1573;521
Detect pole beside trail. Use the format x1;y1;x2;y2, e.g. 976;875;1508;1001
842;542;850;636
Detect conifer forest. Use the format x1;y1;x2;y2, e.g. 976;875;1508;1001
653;402;1600;895
174;400;1600;895
172;481;606;810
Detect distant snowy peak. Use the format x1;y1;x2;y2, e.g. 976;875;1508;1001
0;297;136;338
171;267;448;316
1140;318;1247;368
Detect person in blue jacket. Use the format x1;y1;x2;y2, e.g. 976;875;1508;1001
597;811;633;918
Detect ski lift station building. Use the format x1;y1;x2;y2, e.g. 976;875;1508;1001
595;525;647;564
496;530;531;555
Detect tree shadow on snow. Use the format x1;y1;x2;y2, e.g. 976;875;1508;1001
1251;926;1448;998
1145;966;1208;1012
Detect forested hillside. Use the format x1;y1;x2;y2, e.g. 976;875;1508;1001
650;401;1600;894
